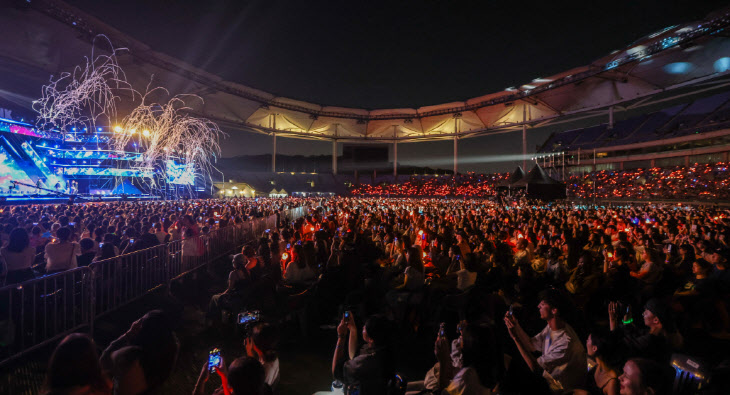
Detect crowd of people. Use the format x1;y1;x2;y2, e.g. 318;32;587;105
350;174;509;197
0;198;304;285
348;162;730;202
6;196;730;394
566;163;730;201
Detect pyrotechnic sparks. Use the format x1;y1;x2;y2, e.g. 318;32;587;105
109;89;224;190
32;36;130;133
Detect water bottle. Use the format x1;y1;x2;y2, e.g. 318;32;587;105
331;380;344;394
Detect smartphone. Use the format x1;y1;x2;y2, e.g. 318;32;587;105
99;243;104;249
344;310;351;321
69;222;76;226
238;312;256;324
265;229;270;233
286;243;291;250
208;349;222;372
438;322;446;338
33;222;38;226
667;244;672;253
129;239;135;244
508;305;514;317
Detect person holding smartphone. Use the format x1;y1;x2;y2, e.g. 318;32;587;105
193;354;268;395
331;313;394;395
207;254;252;325
244;323;280;390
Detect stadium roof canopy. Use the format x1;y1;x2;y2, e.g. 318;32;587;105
2;1;730;143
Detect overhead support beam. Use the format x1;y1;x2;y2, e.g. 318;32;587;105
520;97;562;116
453;118;459;175
522;105;528;171
608;106;614;129
453;135;458;175
271;114;277;173
393;126;398;177
333;125;338;175
272;133;277;173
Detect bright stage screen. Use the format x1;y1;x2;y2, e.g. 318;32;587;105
0;145;34;193
166;160;195;185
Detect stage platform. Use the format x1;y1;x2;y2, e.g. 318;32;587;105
0;194;163;205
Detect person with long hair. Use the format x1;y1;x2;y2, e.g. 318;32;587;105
1;227;36;284
207;254;252;324
42;333;111;395
245;323;280;390
44;227;81;273
675;244;696;281
283;244;315;286
434;322;501;395
93;242;118;263
243;245;264;283
577;329;621;395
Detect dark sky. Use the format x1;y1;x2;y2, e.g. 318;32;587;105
64;0;730;172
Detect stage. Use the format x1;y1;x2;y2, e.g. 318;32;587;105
0;194;163;206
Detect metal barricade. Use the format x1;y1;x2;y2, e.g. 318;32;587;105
0;205;311;367
89;245;169;318
0;267;92;366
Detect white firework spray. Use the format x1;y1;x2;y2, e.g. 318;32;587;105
32;35;130;133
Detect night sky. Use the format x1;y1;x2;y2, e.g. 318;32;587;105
64;0;730;172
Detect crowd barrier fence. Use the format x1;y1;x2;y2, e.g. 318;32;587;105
0;206;308;367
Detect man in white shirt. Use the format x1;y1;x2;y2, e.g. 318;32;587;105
504;289;586;392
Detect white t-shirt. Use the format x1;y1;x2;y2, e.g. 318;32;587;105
263;358;280;389
45;242;81;272
442;367;491;395
1;246;36;272
154;231;168;245
456;269;477;291
530;324;586;392
284;261;316;284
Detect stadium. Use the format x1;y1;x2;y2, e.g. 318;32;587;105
1;1;730;394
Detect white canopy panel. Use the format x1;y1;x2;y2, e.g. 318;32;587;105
2;1;730;143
